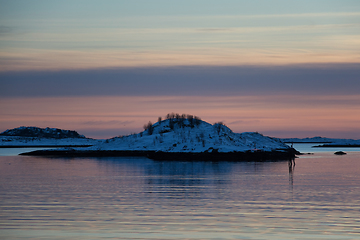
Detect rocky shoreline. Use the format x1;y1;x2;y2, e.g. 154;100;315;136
20;148;298;161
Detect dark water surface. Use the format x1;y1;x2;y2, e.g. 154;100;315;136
0;148;359;239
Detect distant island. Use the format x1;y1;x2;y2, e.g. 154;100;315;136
1;126;86;139
0;126;99;148
282;136;360;147
19;114;298;161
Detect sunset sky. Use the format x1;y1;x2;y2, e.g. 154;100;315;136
1;0;360;139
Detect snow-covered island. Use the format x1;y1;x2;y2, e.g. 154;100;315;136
0;126;100;148
21;115;297;161
282;136;360;147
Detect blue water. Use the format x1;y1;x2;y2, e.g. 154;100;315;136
0;147;56;156
0;144;359;239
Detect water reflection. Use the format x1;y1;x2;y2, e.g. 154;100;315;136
93;157;288;176
1;154;360;239
288;159;295;187
91;158;294;201
143;160;293;186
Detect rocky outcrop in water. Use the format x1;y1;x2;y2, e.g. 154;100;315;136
0;126;86;139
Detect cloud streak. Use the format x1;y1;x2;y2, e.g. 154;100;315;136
81;120;134;126
209;11;360;19
1;64;360;97
1;47;359;72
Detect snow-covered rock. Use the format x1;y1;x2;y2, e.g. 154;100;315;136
1;126;85;139
0;127;101;147
88;118;290;153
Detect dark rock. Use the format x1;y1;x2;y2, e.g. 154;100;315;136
20;148;296;161
334;151;346;155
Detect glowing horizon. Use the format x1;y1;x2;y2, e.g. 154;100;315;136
1;95;359;139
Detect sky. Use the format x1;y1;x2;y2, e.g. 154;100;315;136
0;0;360;139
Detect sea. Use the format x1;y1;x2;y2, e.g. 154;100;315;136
0;144;359;239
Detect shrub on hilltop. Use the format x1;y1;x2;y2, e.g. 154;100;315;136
143;113;202;134
164;113;201;128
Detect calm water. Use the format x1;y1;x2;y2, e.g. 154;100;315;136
0;145;359;239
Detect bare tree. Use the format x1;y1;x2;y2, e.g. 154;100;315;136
143;121;154;135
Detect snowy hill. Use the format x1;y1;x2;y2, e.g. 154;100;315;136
89;118;290;153
20;116;297;160
1;126;85;139
0;127;100;147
